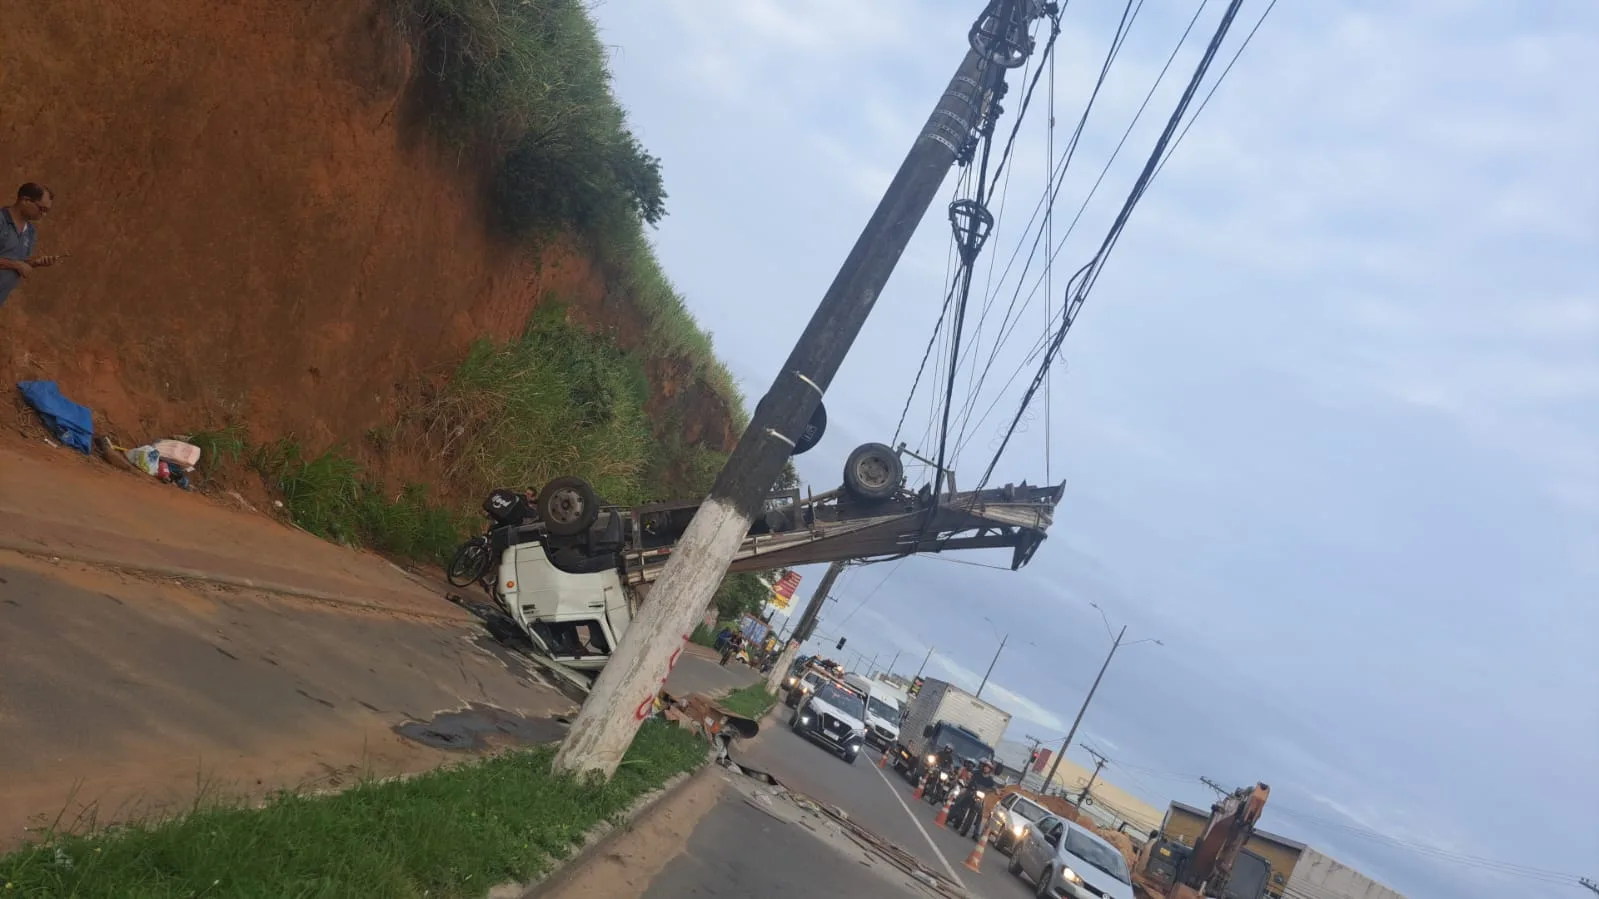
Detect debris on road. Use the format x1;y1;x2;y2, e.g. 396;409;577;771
718;753;971;899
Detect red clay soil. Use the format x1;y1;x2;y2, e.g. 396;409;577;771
0;0;733;489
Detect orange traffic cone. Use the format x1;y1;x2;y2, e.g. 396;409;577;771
934;787;959;828
912;769;931;800
878;748;890;769
963;818;992;872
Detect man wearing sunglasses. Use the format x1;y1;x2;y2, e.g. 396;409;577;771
1;182;68;310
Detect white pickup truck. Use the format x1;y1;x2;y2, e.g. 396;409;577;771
477;442;1062;676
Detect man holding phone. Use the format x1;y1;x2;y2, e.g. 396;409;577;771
0;182;68;310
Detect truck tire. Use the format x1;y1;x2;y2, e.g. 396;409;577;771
842;442;902;501
538;477;600;537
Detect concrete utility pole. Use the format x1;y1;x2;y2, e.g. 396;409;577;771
885;650;902;677
1577;876;1598;895
1043;609;1162;792
1075;747;1108;809
1199;776;1232;798
552;1;1045;778
1044;625;1124;790
914;645;936;680
976;632;1007;698
763;560;847;694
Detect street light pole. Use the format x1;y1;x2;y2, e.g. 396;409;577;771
553;0;1044;778
1044;625;1124;791
975;632;1008;699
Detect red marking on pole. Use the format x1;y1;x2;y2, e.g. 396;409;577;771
634;633;692;720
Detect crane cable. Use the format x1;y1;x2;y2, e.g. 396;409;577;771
977;0;1252;492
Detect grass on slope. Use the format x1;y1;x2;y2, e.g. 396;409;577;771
0;720;705;898
718;683;779;720
394;0;740;411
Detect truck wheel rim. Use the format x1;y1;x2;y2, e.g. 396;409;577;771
546;487;586;524
854;454;891;488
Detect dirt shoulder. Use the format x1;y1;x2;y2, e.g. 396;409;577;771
0;440;455;619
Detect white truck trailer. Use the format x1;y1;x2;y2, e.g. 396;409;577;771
889;677;1011;782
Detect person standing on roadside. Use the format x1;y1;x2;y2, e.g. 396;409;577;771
0;183;68;310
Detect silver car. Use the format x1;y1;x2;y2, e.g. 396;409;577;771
1008;815;1134;899
989;793;1051;856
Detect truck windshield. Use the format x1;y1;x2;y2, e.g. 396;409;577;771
936;727;993;763
866;696;900;721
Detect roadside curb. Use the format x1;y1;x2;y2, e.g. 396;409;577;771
0;540;467;624
505;756;714;899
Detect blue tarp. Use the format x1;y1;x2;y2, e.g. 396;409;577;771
17;380;94;454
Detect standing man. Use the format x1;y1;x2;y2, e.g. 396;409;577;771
0;183;67;310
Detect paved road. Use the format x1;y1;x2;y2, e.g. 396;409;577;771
731;706;1037;899
0;553;572;849
664;649;761;698
640;784;940;899
532;764;950;899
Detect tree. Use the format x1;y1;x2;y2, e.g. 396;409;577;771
610;133;668;227
712;571;770;622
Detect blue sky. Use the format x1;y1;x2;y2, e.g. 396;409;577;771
590;1;1597;896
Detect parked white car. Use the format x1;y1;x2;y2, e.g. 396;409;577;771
1008;815;1134;899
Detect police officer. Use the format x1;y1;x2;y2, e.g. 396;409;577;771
954;759;998;838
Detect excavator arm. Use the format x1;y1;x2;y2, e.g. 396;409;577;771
1178;783;1271;898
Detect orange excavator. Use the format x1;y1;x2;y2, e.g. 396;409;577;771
1132;782;1271;899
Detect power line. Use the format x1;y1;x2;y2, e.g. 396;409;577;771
976;0;1251;490
949;0;1216;463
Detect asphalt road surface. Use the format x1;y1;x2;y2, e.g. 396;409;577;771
639;783;942;899
663;649;761;698
730;705;1037;899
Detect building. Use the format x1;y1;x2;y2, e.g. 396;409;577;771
1162;801;1407;899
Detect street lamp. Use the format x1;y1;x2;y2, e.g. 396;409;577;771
1042;605;1161;791
975;616;1037;699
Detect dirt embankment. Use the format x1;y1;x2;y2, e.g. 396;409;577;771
0;0;734;481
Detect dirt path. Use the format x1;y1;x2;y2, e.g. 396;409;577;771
0;550;572;851
0;441;453;618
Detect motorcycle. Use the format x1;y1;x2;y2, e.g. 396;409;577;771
446;488;540;590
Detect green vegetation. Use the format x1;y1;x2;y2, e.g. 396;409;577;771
406;305;663;506
0;720;705;898
394;0;739;408
251;438;465;563
718;683;778;720
184;424;246;472
689;621;726;649
714;572;774;622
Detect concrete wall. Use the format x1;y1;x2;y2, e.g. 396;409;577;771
1286;847;1407;899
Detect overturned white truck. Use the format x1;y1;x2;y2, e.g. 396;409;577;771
484;441;1061;673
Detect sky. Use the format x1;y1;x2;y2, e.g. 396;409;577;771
589;1;1597;896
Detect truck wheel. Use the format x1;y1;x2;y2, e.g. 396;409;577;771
539;477;600;537
842;442;902;501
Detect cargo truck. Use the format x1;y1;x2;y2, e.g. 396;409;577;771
890;677;1011;782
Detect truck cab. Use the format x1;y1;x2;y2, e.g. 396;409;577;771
898;720;1000;781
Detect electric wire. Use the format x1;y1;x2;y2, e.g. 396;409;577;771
976;0;1250;490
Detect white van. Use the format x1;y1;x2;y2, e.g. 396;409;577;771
844;675;906;750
